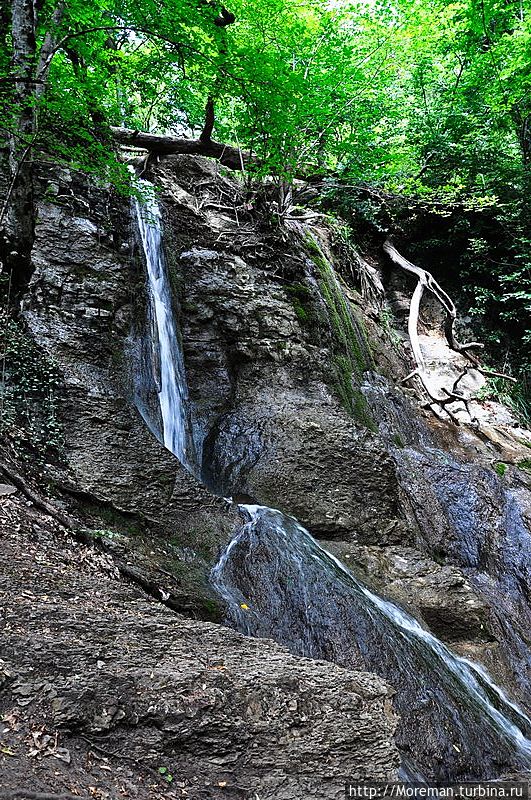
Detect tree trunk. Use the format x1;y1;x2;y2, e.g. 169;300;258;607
2;0;66;292
383;238;516;423
2;0;37;289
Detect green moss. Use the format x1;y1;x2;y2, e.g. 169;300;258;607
317;252;373;376
285;283;314;326
182;300;199;313
286;282;312;298
169;524;220;561
294;305;309;323
303;233;375;429
393;433;405;448
333;355;376;431
494;462;507;477
161;550;221;620
304;232;324;260
200;597;220;619
518;459;531;473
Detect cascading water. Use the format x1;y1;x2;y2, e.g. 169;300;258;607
134;182;196;471
211;505;531;780
133;184;531;783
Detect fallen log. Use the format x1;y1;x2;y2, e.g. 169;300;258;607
111;126;250;172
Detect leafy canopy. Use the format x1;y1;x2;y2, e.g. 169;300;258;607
1;0;529;193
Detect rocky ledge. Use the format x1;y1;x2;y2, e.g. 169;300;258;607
0;492;399;800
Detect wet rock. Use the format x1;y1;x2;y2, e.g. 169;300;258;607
0;496;399;799
323;541;492;643
212;506;531;782
395;446;531;706
23;168;238;620
363;377;531;708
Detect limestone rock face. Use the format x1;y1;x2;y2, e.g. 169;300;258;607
13;155;531;782
155;157;401;542
150;157;531;715
23;167;237;620
0;495;400;799
362;375;531;709
206;393;399;539
23;159;531;676
393;443;531;703
150;159;523;671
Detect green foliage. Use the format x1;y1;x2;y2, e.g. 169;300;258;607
158;766;174;784
477;373;531;427
494;462;507;478
0;313;63;461
2;0;531;192
458;209;531;387
2;0;531;203
324;183;530;412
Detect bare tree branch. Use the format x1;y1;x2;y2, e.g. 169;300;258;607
383;238;516;422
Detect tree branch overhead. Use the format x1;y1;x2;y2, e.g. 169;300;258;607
111;126;251;172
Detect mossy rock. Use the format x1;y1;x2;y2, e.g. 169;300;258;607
285;283;315;326
303;233;375;429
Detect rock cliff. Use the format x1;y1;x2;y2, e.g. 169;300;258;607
0;493;399;799
1;152;531;792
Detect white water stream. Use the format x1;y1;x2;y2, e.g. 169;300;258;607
212;504;531;763
134;184;193;468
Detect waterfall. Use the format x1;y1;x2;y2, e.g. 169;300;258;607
134;183;195;470
211;504;531;780
132;182;531;781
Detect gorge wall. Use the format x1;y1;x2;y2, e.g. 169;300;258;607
1;153;531;795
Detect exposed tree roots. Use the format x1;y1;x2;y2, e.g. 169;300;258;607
383;238;516;423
